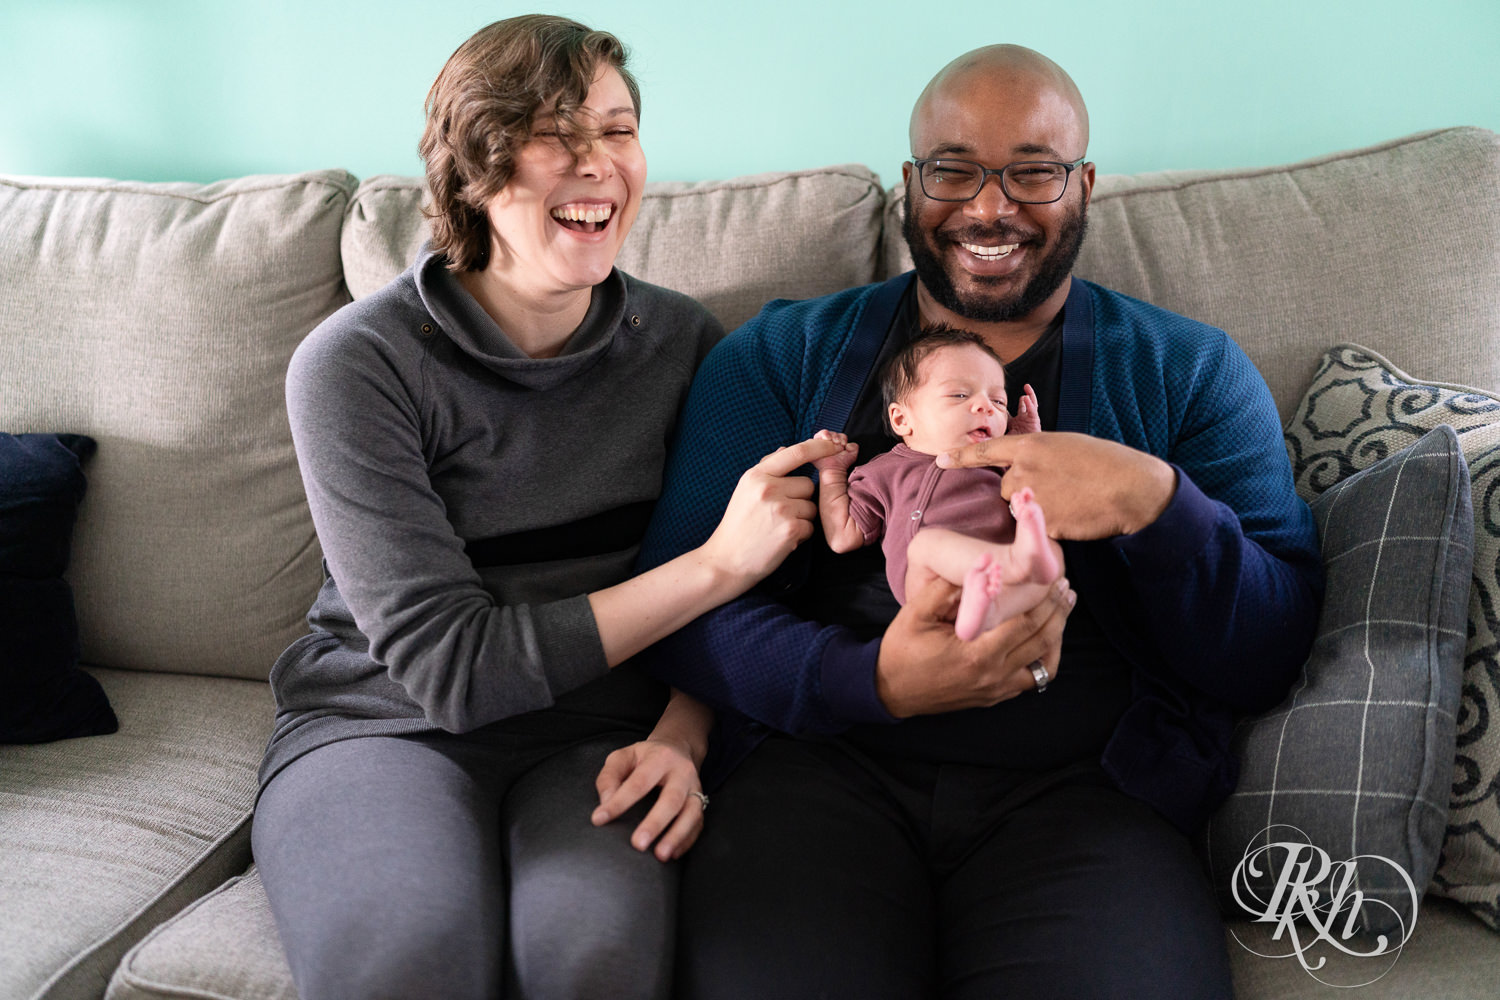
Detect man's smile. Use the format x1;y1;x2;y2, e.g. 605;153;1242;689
959;242;1019;260
939;224;1042;275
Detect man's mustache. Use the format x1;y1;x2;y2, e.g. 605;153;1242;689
937;224;1042;246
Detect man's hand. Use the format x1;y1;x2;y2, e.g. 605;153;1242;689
937;431;1176;540
876;573;1075;718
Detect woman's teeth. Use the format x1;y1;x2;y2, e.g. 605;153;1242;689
961;242;1020;259
551;204;613;224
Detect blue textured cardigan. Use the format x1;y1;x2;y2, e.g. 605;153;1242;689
639;274;1323;833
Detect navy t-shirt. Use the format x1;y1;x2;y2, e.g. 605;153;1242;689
789;287;1133;769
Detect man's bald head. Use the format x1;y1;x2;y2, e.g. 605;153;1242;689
900;44;1094;332
909;45;1088;157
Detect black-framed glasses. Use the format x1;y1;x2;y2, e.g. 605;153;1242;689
909;157;1086;204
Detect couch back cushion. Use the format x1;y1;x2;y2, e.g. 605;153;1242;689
883;127;1500;421
343;165;887;328
0;172;352;680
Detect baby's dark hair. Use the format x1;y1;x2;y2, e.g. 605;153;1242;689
880;325;1007;431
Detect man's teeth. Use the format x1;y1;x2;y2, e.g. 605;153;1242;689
961;242;1019;260
551;204;613;223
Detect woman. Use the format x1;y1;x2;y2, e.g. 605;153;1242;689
250;16;836;1000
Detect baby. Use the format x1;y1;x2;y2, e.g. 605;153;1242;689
811;325;1060;641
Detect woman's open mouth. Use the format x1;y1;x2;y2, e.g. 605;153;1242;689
550;202;614;234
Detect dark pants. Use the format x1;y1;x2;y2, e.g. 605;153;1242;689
253;670;677;1000
676;734;1232;1000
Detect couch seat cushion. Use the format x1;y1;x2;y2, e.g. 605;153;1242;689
1226;896;1500;997
106;868;293;1000
98;867;1500;1000
0;668;273;1000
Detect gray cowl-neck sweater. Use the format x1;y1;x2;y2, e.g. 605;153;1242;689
259;245;723;788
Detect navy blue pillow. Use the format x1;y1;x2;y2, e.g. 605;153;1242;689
0;433;117;742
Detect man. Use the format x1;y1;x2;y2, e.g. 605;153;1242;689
639;45;1322;999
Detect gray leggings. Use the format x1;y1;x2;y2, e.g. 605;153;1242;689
252;722;677;1000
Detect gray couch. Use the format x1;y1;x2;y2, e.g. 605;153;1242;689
3;127;1499;999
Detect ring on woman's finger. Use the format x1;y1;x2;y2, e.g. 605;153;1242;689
689;790;709;812
1029;659;1050;694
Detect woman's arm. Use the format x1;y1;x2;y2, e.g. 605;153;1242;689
583;438;856;861
587;436;844;666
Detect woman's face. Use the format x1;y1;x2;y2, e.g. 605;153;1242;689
484;66;646;294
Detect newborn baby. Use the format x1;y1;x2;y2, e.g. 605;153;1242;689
811;325;1059;640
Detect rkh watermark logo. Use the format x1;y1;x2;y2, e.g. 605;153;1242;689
1229;825;1420;988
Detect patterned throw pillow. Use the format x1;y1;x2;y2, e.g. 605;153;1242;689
1206;425;1471;935
1283;344;1500;931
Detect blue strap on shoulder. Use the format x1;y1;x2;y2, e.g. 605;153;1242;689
813;272;915;433
1056;277;1095;433
764;272;912;597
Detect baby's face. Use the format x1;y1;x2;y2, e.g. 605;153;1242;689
891;344;1009;454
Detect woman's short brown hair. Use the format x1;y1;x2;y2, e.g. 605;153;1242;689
419;15;640;272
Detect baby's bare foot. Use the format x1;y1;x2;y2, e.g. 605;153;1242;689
1008;488;1061;584
956;553;1001;641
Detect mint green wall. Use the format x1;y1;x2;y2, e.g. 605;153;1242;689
2;1;1496;185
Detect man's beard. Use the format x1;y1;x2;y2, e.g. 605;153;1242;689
902;187;1088;323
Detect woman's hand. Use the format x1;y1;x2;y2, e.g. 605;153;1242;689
588;438;844;668
698;436;846;585
591;736;707;861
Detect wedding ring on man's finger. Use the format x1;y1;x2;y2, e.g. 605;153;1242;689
1029;659;1050;694
690;790;709;812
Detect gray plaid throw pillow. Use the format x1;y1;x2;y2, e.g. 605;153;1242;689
1206;423;1471;935
1279;345;1500;932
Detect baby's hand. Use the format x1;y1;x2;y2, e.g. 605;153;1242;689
811;430;859;474
1009;384;1042;435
